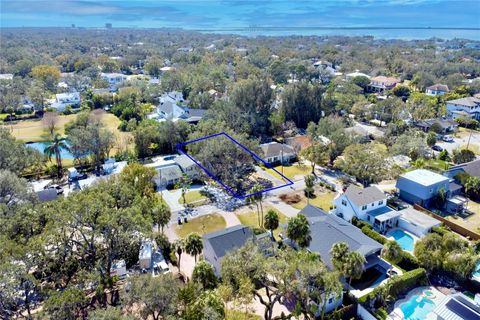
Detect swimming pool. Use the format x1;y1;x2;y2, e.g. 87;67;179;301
26;141;76;160
399;292;436;320
473;261;480;278
389;229;414;251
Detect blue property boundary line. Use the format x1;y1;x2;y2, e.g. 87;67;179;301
176;132;294;199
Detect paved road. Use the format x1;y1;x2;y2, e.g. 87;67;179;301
436;129;480;154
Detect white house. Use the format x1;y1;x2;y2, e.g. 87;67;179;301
50;92;80;112
425;84;449;96
148;92;207;124
334;185;401;233
446;96;480;120
100;72;128;90
260;142;296;164
145;154;200;187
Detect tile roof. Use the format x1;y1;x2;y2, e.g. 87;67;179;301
285;135;312;151
344;185;386;207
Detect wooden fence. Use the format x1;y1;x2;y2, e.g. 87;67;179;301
413;204;480;240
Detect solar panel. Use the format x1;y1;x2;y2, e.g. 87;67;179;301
446;299;480;320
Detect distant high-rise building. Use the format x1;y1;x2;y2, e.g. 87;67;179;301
105;23;112;29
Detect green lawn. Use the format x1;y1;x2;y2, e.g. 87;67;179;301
236;206;288;238
178;190;208;206
289;190;336;211
174;213;226;238
422;159;451;172
263;163;311;181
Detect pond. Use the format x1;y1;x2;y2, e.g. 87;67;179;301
26;141;76;160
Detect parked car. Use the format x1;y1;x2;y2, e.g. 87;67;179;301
442;136;454;142
46;184;64;195
432;145;443;151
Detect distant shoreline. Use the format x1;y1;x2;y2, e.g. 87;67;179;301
1;26;479;41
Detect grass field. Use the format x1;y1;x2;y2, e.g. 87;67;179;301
286;188;336;211
264;163;311;181
236;206;288;238
174;213;226;238
178;190;208;206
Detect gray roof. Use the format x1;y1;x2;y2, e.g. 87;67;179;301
449;159;480;177
398;207;441;230
36;189;59;202
158;165;183;180
203;225;253;259
344;185;386;207
260;142;296;158
300;205;383;269
416;118;458;130
433;293;480;320
175;154;196;170
427;84;449;92
447;97;480;107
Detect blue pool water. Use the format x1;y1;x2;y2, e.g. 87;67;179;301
473;262;480;278
26;141;75;160
390;229;414;252
400;293;436;320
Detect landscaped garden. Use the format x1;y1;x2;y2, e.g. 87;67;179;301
280;186;336;212
174;213;226;238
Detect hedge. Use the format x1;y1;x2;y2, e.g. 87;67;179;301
361;226;387;244
397;251;419;271
358;268;428;304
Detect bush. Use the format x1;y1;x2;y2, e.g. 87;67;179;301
361;226;386;244
374;308;388;320
431;225;449;236
397;251;419;271
352;217;372;230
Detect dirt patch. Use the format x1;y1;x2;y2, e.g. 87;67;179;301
279;193;301;204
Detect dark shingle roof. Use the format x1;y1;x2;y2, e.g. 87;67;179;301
300;205;383;269
203;225;253;259
344;185;386;207
36;189;59;202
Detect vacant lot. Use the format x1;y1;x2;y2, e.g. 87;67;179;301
280;186;336;212
174;213;226;238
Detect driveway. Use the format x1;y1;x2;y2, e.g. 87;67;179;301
436;129;480;154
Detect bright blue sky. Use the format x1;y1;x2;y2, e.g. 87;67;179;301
1;1;479;32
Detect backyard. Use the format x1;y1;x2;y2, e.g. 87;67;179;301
445;199;480;233
173;213;226;238
236;206;288;238
280;186;336;212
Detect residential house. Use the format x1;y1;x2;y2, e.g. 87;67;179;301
145;154;200;187
50;92;80;112
284;135;313;153
345;70;370;81
260;142;296;164
396;169;449;207
334;185;401;233
446;97;480;120
100;72;128;90
426;84;449;96
202;225;254;276
396;207;441;237
367;76;400;93
432;292;480;320
445;159;480;178
414;118;458;134
148;92;207;124
297;205;390;307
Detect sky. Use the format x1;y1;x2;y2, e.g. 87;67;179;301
1;0;479;38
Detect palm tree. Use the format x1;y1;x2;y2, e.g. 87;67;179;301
381;240;403;265
286;214;311;249
173;239;185;272
304;175;315;203
330;242;350;272
264;209;279;237
185;233;203;263
247;184;265;228
44;134;69;177
344;251;366;294
153;202;171;234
